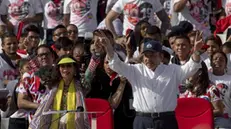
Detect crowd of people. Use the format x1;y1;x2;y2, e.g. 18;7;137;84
0;0;230;129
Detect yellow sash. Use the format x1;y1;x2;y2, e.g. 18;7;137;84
50;79;76;129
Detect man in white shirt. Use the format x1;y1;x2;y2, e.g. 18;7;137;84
63;0;99;37
105;0;171;38
173;0;212;37
0;0;43;34
98;32;203;129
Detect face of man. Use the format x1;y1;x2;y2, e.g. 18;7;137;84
174;38;191;60
2;36;18;56
53;28;68;42
37;47;54;67
25;31;40;52
142;51;163;70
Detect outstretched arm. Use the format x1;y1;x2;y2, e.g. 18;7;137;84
178;31;203;81
98;31;136;81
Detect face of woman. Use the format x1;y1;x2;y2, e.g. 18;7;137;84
67;25;78;42
140;23;149;37
206;40;220;57
59;63;75;79
211;53;227;72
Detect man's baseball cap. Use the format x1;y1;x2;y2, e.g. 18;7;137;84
142;40;162;53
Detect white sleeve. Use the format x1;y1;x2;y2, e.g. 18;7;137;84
33;0;43;14
152;0;164;13
176;57;202;82
106;0;118;13
108;53;135;81
111;0;123;14
227;54;231;75
0;0;8;15
63;0;71;14
173;0;181;5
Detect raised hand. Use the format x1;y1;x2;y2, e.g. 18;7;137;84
97;31;115;60
194;31;204;52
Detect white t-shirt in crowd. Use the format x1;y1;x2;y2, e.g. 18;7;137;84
225;0;231;16
226;53;231;75
112;0;163;35
63;0;99;37
209;73;231;118
204;57;212;71
173;0;211;37
41;0;64;29
106;0;118;13
0;56;18;88
97;18;123;36
0;0;43;34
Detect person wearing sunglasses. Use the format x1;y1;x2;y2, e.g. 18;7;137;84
29;55;89;129
67;24;78;44
19;25;41;59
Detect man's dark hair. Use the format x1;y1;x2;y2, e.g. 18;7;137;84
222;41;231;50
35;44;54;56
53;24;66;34
24;25;40;36
167;26;184;39
54;37;73;51
174;35;191;45
205;35;222;47
1;32;17;45
211;51;228;65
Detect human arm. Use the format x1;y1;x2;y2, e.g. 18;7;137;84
17;74;39;109
21;13;43;25
209;86;225;117
108;77;127;109
212;100;224;117
0;0;14;32
105;10;120;39
63;0;71;26
63;14;70;27
17;92;39;109
156;9;171;34
21;0;43;24
84;38;105;88
173;0;188;12
97;31;135;80
1;15;14;33
178;32;203;81
105;0;123;38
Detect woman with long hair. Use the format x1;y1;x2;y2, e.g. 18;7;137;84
29;55;89;129
180;61;228;128
209;51;231;128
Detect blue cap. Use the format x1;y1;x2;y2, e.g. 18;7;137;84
142;40;162;53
